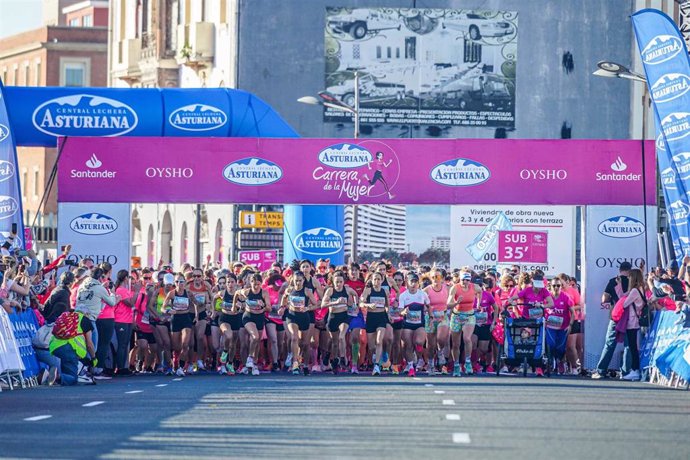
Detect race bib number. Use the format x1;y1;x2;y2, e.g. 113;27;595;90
475;311;488;326
371;297;386;309
195;294;206;305
407;310;422;324
431;309;446;320
269;305;281;319
389;307;403;322
172;296;189;311
546;315;564;329
246;299;263;312
347;303;360;316
290;296;306;311
222;301;233;310
527;307;543;319
141;311;150;325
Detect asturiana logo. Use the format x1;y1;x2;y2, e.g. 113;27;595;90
661;112;690;142
0;160;15;183
669;199;690;221
318;143;372;169
642;34;683;65
0;195;19;220
69;213;118;236
597;216;645;239
0;123;9;143
168;104;227;131
672;152;690;180
651;73;690;103
223;157;282;186
430;158;490;186
661;167;677;190
32;95;138;137
656;133;667;151
293;227;343;256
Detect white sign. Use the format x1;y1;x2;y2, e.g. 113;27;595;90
58;203;131;274
583;205;657;370
450;205;575;276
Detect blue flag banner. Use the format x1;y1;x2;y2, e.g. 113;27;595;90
0;79;25;250
465;211;512;262
7;308;40;378
640;310;684;369
632;9;690;257
654;328;690;381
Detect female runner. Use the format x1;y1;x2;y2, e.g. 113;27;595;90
401;273;431;377
447;271;482;376
360;272;389;376
386;271;406;374
472;277;497;373
323;271;358;374
424;269;449;375
147;271;174;374
345;263;367;374
283;271;319;375
216;273;240;375
545;278;574;374
164;273;199;377
235;273;271;375
265;273;287;372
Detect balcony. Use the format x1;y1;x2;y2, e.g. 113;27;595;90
177;22;215;71
112;38;142;84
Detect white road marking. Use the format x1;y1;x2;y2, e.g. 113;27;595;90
155;384;168;387
82;401;105;407
442;399;456;405
412;377;421;381
172;378;183;381
446;414;461;421
125;390;143;394
424;383;434;387
452;433;471;444
24;415;52;421
434;390;445;394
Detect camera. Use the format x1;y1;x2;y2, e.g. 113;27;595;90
64;259;78;267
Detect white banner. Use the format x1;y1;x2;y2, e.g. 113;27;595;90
58;203;131;274
450;205;575;276
0;309;23;376
583;205;657;370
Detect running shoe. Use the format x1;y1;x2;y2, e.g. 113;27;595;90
408;366;416;377
452;363;461;377
93;374;112;381
557;362;565;375
499;365;510;374
78;374;96;385
571;368;580;376
164;367;174;376
252;366;260;376
391;364;400;375
155;365;165;374
272;362;280;372
622;370;640;381
464;360;473;375
175;367;185;377
441;366;449;375
416;358;425;371
372;364;381;376
486;365;495;374
403;362;412;373
536;368;544;377
351;365;359;374
239;366;249;375
303;365;310;376
437;351;447;366
284;353;293;368
311;364;321;373
220;351;228;364
427;366;436;376
381;351;389;366
331;359;339;375
226;363;236;375
472;362;482;374
291;362;300;375
246;357;255;369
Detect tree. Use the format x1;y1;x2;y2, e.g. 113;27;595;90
357;251;376;264
399;251;417;265
379;249;400;266
417;248;449;265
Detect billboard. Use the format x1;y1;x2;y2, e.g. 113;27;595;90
324;7;517;128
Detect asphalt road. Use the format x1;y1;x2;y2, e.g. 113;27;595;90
1;372;688;460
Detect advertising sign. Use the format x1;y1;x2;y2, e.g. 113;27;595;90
57;202;131;274
239;211;284;229
0;80;25;249
451;205;575;276
583;205;658;370
325;8;517;127
498;230;548;264
58;137;656;206
239;250;277;270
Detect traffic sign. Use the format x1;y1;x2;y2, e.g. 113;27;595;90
239;211;283;229
497;230;548;264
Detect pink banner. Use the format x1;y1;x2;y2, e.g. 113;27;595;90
498;230;548;264
239;250;277;271
58;137;655;205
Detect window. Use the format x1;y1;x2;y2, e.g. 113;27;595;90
376;46;381;59
69;17;81;27
2;69;7;85
34;61;41;85
463;41;482;63
21;170;27;198
60;58;90;87
352;44;360;60
33;169;39;198
82;14;93;27
12;67;18;85
24;65;30;86
387;46;391;59
65;66;84;86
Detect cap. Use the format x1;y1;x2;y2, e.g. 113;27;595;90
619;261;632;271
532;274;545;288
163;273;175;285
461;272;472;281
472;277;484;286
407;273;420;282
232;262;244;268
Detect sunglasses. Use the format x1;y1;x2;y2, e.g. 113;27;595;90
361;269;368;273
143;276;152;280
317;266;327;270
552;284;562;288
506;283;515;287
175;280;185;284
193;274;202;278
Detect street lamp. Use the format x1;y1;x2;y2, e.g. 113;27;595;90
298;70;362;263
593;59;651;268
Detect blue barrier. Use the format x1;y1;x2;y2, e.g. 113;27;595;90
7;308;40;379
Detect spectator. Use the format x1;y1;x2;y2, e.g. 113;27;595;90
42;271;74;321
49;310;96;385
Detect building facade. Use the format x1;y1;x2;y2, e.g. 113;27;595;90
431;236;450;251
0;0;108;253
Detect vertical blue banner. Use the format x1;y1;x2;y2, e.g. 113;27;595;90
633;9;690;257
0;79;25;249
283;205;345;265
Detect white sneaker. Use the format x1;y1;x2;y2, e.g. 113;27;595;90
311;364;321;373
78;375;95;385
93;374;112;380
285;353;293;368
196;360;206;371
175;368;185;377
239;366;249;375
499;365;509;374
622;370;641;381
571;368;580;376
372;364;381;376
350;366;359;374
251;366;260;376
246;357;254;369
416;358;425;370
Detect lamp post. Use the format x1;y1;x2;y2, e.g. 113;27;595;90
593;60;650;267
299;70;361;262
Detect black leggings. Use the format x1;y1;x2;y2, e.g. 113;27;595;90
626;328;640;371
115;322;133;370
96;318;115;369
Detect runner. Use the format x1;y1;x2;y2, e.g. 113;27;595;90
323;270;358;374
447;271;481;376
386;271;406;374
424;269;449;375
360;272;389;376
133;269;157;373
401;273;431;377
235;273;271;375
147;271;173;374
282;271;319;375
300;259;324;372
375;262;399;370
472;276;497;373
164;273;198;377
345;263;367;374
209;275;225;372
265;273;287;372
217;273;241;375
561;274;585;375
545;278;574;374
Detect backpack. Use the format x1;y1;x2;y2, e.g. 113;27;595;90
32;323;54;349
52;312;81;340
611;295;627;322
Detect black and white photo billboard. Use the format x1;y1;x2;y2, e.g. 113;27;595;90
324;8;517;128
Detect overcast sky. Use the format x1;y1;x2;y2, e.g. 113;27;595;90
0;0;43;39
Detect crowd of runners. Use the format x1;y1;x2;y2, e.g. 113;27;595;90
46;257;586;382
